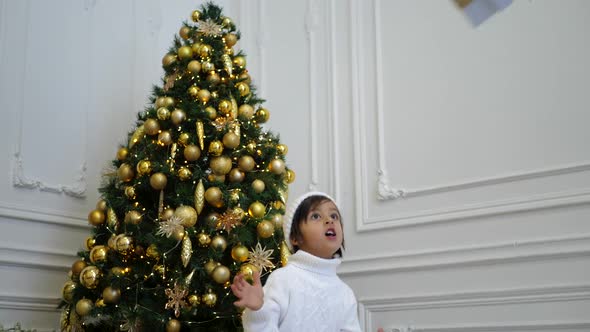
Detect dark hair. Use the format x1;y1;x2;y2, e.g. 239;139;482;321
289;195;345;257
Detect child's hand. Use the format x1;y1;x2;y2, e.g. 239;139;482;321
231;271;263;311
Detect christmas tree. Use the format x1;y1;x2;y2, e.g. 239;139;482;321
59;3;294;331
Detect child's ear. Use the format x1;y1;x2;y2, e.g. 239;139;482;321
290;236;299;247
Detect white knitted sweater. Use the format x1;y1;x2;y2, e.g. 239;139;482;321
242;250;362;332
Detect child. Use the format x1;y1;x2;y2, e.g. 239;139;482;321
231;191;362;331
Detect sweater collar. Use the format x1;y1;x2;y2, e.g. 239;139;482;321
288;250;341;276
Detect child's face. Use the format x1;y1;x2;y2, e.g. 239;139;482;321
291;200;343;259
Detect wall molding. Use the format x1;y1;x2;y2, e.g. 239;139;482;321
0;294;61;313
359;284;590;332
305;0;321;191
0;247;76;272
339;233;590;276
0;201;88;229
327;0;341;201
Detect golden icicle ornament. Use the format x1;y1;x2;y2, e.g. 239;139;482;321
280;241;290;267
129;124;145;149
230;97;238;120
107;208;118;230
221;54;232;76
196;120;205;150
195;179;205;214
181;235;192;268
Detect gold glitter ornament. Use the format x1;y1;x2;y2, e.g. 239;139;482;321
146;244;160;260
210;155;232;175
224;33;238;47
207;71;221;85
285;169;296;184
188;294;200;307
239;263;259;283
136;160;152;175
199;44;211;58
236;82;250;96
106;208;118;230
191;10;202;22
197;232;212;247
280;241;291;266
271;213;283;228
178;132;190;146
238;104;254;120
276;144;288;155
202;61;215;72
218;100;232;115
208;140;224;156
177;167;192;181
221;54;232;75
144;118;160;136
181;235;192;268
156;107;171;120
196;121;205;150
233;56;246;68
161;207;174;220
195;179;205;214
116;235;134;254
175;205;198;227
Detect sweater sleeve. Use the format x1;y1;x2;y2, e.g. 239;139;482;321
340;286;362;332
242;269;288;332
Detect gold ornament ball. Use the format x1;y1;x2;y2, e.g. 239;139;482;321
191;42;202;55
71;260;87;277
221;16;233;28
273;200;286;211
246;142;257;154
174;205;198;227
239;263;260;283
124;186;136;199
188;86;199;97
124;210;143;225
252;179;266;193
80;266;101;289
116;235;134;254
85;236;96;250
257;220;275;238
269;158;286;175
228;168;245;183
202;290;217;307
150;172;168;190
75;298;94;316
184;144;201;161
177;46;193;60
233;56;246;68
178;132;190;146
146;244;160;259
188;294;200;306
204;106;217;120
248;201;266;219
198;233;212;248
208;174;226;184
172;228;185;241
162;54;177;67
170;108;186;125
271;213;284;228
197;89;211;103
96;199;107;212
204;187;223;205
256;108;270;123
233;207;246;220
166;319;182;332
236;82;250;97
211;265;230;284
179;26;191;40
158;131;173;146
285;169;296;184
102;286;121;304
191;9;202;22
163;97;175;108
116;147;128;161
222;132;240;149
161;208;174;221
231;245;249;263
178;167;192;181
199;44;211;58
62;280;77;303
224;33;238;47
210;235;227;252
157;107;171;120
210;156;232;175
136;160;152;175
111;266;125;277
187;60;202;74
238;71;251;83
238;104;254;120
204;260;219;275
238;155;255;172
144;118;160;135
155;97;166;108
207;72;221;85
208;140;224;156
90;245;108;264
117;163;135;182
88;209;105;226
205;212;220;227
218;100;232;115
276;144;288;155
202;61;215;72
107;234;118;250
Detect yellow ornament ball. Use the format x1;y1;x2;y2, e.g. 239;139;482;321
221;16;233;28
224;33;238;47
271;213;284;228
88;209;105;226
144;118;160;135
268;158;286;175
102;286;121;304
239;263;260;283
257;220;275;238
172;228;185;241
233;56;246;68
146;244;160;260
210;156;232;175
162;54;177;67
218;100;232;115
188;60;202;74
179;26;191;40
150;172;168;190
124;210;143;225
204;187;223;206
210;235;227;252
211;265;230;284
238;104;254;120
238;155;255;172
90;245;108;263
95;298;106;308
163;97;175;108
177;46;193;60
197;89;211;103
248;201;266;219
158;131;173;146
238;71;251;83
174;205;198;227
256;108;270;123
62;280;77;303
231;245;249;263
236;82;250;97
85;236;96;250
117;163;135;182
80;266;101;289
178;167;192;181
202;61;215;72
178;132;190;146
228;168;245;183
184;144;201;161
124;186;136;199
208;140;224;156
202;290;217;307
95;199;107;212
188;86;199;98
157;107;171;120
199;44;211;58
166;319;182;332
75;298;94;316
115;235;134;254
136;160;152;175
191;9;202;22
285;169;296;184
116;147;129;161
204;106;217;120
222;132;240;149
276;144;288;155
161;208;174;221
207;72;221;85
188;294;200;306
204;259;219;275
170;109;186;125
252;179;265;193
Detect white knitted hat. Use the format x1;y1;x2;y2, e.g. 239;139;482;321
282;191;336;252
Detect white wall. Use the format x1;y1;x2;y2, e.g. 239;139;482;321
1;0;589;331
